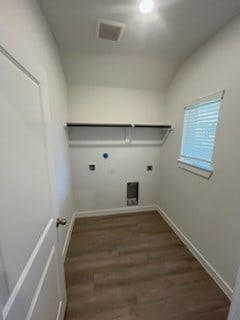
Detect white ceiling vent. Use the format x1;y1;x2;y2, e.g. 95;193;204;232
97;19;125;42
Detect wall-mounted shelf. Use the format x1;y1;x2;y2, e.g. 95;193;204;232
65;122;173;147
66;122;132;128
65;122;172;129
134;124;172;129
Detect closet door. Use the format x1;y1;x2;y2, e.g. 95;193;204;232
0;45;66;320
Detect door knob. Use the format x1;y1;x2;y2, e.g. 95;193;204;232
56;218;67;228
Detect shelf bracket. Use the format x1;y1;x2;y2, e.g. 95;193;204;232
125;127;132;144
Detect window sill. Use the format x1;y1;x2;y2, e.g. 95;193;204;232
177;160;213;179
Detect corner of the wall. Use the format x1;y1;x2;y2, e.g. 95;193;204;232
62;212;76;261
155;205;233;300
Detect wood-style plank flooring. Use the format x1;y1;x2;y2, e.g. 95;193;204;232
64;211;230;320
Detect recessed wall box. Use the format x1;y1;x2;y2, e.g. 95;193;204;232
127;182;139;206
88;163;96;172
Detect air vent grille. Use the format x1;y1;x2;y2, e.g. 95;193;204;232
97;19;125;42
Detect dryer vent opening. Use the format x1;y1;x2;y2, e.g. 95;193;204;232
127;182;139;206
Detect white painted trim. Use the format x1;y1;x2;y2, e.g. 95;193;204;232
25;247;55;320
56;301;63;320
178;161;212;179
228;266;240;320
26;246;65;320
3;219;54;320
155;205;233;299
0;242;9;309
62;214;75;261
74;205;156;218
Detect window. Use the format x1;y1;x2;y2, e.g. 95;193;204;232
179;94;222;175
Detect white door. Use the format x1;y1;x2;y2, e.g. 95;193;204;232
0;45;67;320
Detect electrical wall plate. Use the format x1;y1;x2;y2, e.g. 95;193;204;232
88;163;96;172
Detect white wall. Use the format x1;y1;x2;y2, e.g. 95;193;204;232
70;145;161;212
62;52;177;91
68;85;165;124
158;15;240;293
65;49;166;213
0;0;72;256
65;51;166;124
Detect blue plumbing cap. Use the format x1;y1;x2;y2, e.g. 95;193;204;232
103;153;109;159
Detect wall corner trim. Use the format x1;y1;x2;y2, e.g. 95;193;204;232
62;213;76;260
155;205;233;300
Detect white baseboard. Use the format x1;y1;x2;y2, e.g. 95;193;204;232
155;205;233;300
62;213;75;261
228;266;240;319
74;205;156;218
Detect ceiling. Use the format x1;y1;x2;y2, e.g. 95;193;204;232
39;0;240;89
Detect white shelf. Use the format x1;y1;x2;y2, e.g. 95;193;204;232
65;122;132;128
69;140;128;147
65;122;173;147
65;122;172;129
69;140;165;147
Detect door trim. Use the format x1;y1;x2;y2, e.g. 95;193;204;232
0;242;9;310
228;266;240;319
25;247;60;320
2;220;54;320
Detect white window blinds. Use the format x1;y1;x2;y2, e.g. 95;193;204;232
179;96;222;172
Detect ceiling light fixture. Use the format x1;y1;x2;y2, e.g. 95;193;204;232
139;0;154;14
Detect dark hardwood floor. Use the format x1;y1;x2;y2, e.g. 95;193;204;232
64;211;230;320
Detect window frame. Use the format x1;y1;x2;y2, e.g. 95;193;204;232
177;91;224;178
